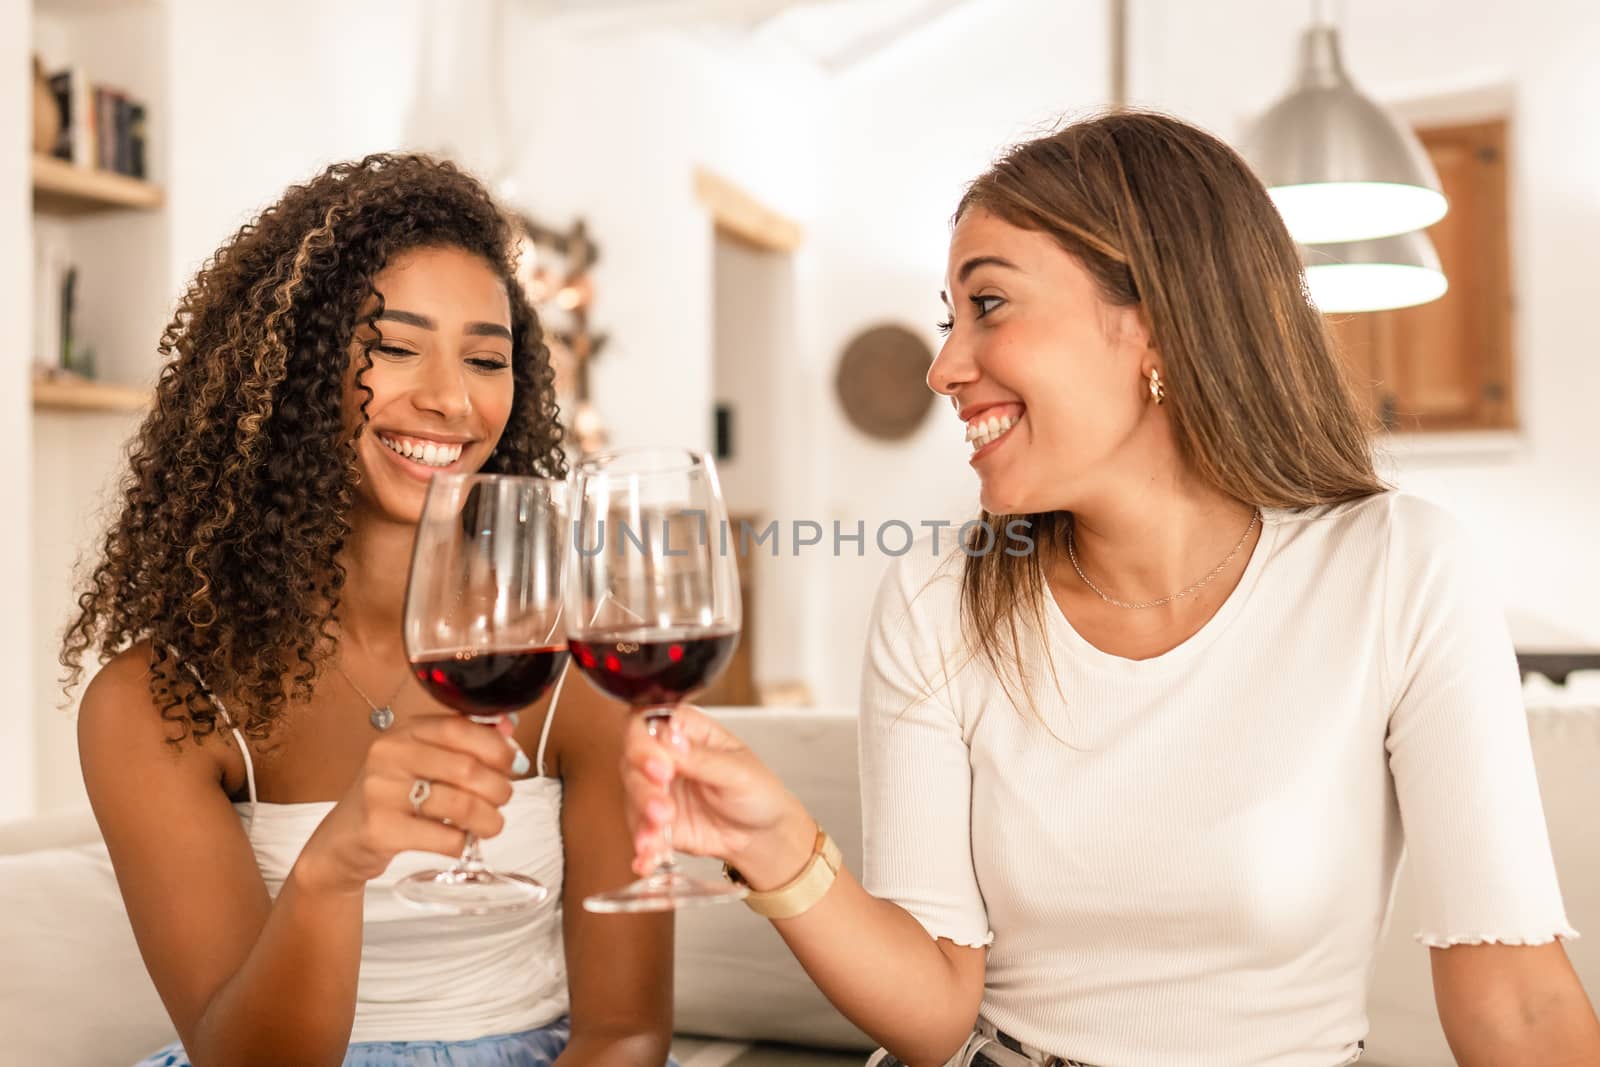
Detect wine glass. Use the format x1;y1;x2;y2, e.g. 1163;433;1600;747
398;472;570;915
566;447;745;913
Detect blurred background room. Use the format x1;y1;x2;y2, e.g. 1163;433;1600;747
2;1;1598;1061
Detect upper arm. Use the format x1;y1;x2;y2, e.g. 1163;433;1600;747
546;678;674;1049
78;648;272;1045
858;554;994;953
1383;498;1574;947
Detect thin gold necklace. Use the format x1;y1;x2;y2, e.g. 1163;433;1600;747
334;663;407;731
1067;510;1261;610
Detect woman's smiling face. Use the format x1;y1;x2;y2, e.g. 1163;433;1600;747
928;207;1155;517
344;244;516;524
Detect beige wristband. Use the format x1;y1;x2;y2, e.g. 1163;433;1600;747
723;828;843;920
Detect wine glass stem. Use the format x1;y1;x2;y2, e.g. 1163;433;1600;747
456;715;499;876
644;708;680;876
458;833;487;875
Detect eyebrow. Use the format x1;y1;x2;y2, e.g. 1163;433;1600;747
938;255;1023;307
957;255;1020;283
376;309;512;342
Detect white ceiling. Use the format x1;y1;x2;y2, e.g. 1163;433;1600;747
530;0;979;71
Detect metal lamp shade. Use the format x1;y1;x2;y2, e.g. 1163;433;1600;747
1244;25;1447;245
1301;227;1448;313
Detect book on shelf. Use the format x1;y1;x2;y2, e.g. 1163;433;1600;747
46;65;148;179
32;236;67;372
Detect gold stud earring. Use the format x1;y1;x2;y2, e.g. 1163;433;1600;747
1148;368;1166;405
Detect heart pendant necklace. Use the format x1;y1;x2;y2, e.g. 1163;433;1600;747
334;663;407;731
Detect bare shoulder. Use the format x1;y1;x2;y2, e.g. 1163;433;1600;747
78;641;235;800
79;642;171;767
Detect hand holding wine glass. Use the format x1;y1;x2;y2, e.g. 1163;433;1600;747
620;705;820;891
397;472;570;915
566;447;745;912
295;715;521;898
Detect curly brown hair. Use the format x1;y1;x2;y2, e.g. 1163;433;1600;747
61;152;566;744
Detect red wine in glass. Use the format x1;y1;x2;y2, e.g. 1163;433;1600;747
399;472;569;916
567;447;745;913
568;628;736;708
414;646;571;719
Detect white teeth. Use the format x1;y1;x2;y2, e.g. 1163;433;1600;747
379;435;463;468
965;412;1019;450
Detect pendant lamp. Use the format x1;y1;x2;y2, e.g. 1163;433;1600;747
1244;11;1447;244
1300;227;1448;313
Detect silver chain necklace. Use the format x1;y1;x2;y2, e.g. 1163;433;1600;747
334;663;407;731
1067;510;1261;610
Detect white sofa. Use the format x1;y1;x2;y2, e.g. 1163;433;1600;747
2;701;1595;1066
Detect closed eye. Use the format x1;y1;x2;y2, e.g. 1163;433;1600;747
375;344;417;357
467;356;510;371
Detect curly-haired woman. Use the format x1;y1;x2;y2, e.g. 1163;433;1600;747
65;154;673;1067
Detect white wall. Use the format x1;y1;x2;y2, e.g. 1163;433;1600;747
713;233;809;690
32;408;142;813
29;3;176;816
1128;0;1600;647
162;0;822;456
3;0;38;820
492;13;822;457
164;0;427;298
799;0;1112;706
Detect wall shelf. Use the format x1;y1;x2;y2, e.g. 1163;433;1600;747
31;154;163;216
32;376;151;413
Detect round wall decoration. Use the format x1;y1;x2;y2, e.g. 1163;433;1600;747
833;324;936;441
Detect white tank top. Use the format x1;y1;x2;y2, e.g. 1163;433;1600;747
198;664;571;1044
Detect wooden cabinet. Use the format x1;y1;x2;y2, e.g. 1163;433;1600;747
1326;119;1515;433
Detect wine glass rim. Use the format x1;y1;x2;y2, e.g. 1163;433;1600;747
574;447;709;476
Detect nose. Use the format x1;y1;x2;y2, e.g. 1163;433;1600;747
412;351;472;420
927;334;978;401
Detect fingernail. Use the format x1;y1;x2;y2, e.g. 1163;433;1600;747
647;799;670;822
645;757;672;782
508;711;521;728
505;735;531;777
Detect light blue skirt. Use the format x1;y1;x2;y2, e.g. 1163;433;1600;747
134;1016;573;1066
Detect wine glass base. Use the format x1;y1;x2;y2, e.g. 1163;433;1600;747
394;868;548;916
583;870;749;913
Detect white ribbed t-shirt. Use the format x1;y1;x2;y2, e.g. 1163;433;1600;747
859;492;1576;1067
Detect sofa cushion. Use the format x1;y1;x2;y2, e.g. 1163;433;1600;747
0;837;176;1066
674;707;873;1050
0;806;101;855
